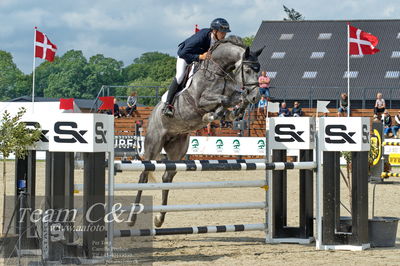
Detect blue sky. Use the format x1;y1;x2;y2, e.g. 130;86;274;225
1;0;399;74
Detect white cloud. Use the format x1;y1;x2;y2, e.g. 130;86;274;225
383;6;397;17
61;9;140;30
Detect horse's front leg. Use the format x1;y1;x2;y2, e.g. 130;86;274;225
198;93;230;122
154;170;177;227
128;171;149;226
198;93;229;108
154;134;190;227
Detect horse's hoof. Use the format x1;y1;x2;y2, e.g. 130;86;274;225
226;111;235;121
202;113;215;123
128;221;135;227
154;214;164;228
128;215;137;227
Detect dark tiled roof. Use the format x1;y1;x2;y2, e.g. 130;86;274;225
252;20;400;100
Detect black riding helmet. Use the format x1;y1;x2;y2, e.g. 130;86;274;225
210;18;231;33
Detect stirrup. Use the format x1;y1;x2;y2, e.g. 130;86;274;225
163;104;174;117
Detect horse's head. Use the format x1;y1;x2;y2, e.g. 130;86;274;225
207;37;264;105
237;46;264;104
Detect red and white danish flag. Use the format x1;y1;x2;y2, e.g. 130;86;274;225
34;28;57;62
349;25;380;55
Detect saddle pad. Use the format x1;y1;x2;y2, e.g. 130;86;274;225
161;74;194;103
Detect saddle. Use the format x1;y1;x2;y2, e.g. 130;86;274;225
178;62;199;93
162;63;199;103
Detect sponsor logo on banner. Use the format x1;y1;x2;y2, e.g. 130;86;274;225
232;139;240;153
274;124;305;142
54;121;88;143
319;117;370;151
191;138;200;152
216;139;224;152
24;121;49;142
95;122;107;143
257;139;265;153
325;125;356;144
269;117;315;150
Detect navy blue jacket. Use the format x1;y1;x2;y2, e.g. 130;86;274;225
177;28;212;64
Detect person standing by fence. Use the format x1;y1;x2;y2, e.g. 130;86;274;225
258;71;270;100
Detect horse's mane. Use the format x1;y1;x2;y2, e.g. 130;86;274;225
210;35;247;51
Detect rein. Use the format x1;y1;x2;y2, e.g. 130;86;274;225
203;56;259;94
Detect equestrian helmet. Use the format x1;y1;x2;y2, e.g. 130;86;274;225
210;18;231;32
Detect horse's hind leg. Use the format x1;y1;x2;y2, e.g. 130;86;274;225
154;134;190;227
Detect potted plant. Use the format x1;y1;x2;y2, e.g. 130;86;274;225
0;107;41;256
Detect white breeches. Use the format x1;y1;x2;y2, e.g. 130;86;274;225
175;57;188;84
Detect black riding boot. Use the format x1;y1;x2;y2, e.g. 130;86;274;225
163;78;180;117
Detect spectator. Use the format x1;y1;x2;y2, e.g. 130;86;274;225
126;91;138;117
258;71;271;100
220;119;232;128
392;111;400;138
374;92;386;118
206;122;217;136
382;110;392;137
278;102;290;117
337;93;348;117
257;95;268;117
291;101;303;117
113;98;122;118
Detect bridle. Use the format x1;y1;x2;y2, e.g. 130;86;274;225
201;53;260;96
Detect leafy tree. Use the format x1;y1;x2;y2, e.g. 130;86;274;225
43;50;89;98
123;52;175;105
83;54;124;98
0;108;41;233
123;52;175;84
0;51;29;100
283;5;305;21
243;36;255;47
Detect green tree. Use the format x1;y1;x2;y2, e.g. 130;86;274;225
43;50;89;98
283;5;305;21
83;54;124;98
243;36;255;47
123;52;175;105
0;51;29;100
0;107;41;233
123;52;175;84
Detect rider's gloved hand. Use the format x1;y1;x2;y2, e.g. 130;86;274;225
199;52;209;60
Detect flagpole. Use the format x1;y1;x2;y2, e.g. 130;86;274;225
347;23;350;117
32;27;37;113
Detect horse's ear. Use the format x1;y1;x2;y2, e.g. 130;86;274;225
254;46;265;57
244;47;250;59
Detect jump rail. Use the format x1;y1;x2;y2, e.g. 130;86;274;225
115;161;316;172
78;223;266;237
74;180;268;192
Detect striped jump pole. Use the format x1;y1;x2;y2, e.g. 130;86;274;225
381;172;400;178
77;223;266;238
74;180;268;192
115;161;316;172
117;159;266;164
382;141;400;146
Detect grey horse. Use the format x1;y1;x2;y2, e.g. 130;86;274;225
130;36;263;227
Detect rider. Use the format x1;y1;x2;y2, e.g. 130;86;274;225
162;18;231;117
